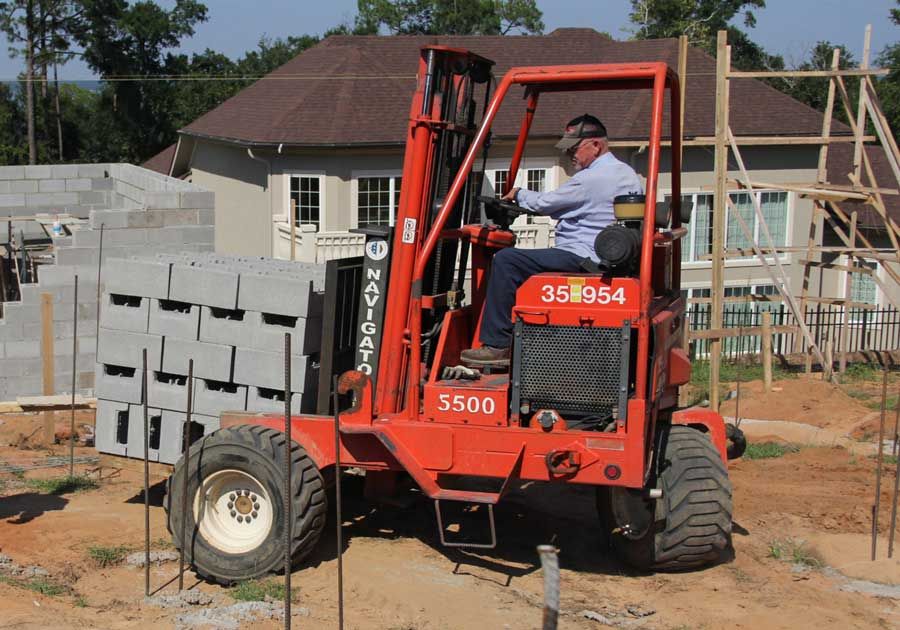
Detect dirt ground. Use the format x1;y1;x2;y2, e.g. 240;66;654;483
1;379;899;630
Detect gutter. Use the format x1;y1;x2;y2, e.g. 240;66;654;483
247;148;275;257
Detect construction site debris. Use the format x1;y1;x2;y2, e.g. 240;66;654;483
125;550;178;567
173;601;309;629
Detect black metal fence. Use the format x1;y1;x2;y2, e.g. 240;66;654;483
686;303;900;360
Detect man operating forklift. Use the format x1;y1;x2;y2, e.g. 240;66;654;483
460;114;644;367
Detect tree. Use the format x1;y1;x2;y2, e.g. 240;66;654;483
0;1;39;163
354;0;543;35
628;0;782;71
876;1;900;138
775;41;857;127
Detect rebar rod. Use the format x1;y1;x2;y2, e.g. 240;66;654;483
143;348;150;596
538;545;559;630
95;224;103;355
873;366;889;561
889;428;900;558
179;359;193;591
283;332;292;630
893;382;900;458
69;274;77;478
332;375;344;630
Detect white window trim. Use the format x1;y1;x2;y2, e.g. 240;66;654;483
284;171;326;232
843;255;880;322
350;170;403;230
485;158;559;192
672;189;793;270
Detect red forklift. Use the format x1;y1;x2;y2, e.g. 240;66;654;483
166;45;736;583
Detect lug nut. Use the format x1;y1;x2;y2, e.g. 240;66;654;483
243;489;250;496
227;502;234;509
245;516;252;523
237;515;243;523
251;510;258;518
253;503;260;511
250;494;257;502
230;510;236;517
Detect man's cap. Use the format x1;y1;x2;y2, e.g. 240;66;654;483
555;114;608;151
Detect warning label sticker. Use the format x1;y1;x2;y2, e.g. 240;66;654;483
402;218;416;244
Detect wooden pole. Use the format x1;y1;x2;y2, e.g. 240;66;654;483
852;25;872;183
677;34;688;168
840;212;858;375
762;311;773;392
290;199;297;262
710;30;730;412
41;292;54;445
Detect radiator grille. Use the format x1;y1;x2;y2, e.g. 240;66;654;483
518;324;624;416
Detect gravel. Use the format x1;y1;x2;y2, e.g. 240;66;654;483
174;601;310;629
126;550;179;567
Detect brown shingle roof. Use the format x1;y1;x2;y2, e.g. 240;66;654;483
143;143;176;175
826;143;900;227
181;29;846;146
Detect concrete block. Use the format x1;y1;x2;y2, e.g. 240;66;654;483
72;229;100;248
237;274;317;317
161;209;200;227
37;263;76;287
233;347;309;391
148;298;200;341
198;306;250;346
24;165;52;179
90;177;114;191
78;164;107;179
177;225;215;245
197;209;215;226
55;247;99;267
162;337;234;382
251;311;321;355
125;209;164;229
10;180;38;193
144;192;179;209
104;258;171;300
1;303;41;326
89;209;131;229
126;404;162;462
95;364;145;404
170;264;238;309
80;191;109;206
51;164;79;179
148;370;189;411
246;385;313;415
66;178;92;192
0;193;26;207
100;292;150;333
4;339;40;359
0;321;24;342
0;166;24;179
179;191;214;209
157;410;219;465
103;228;148;245
94;399;129;456
0;181;9;193
97;328;162;369
38;179;66;193
27;192;78;207
193;378;247;416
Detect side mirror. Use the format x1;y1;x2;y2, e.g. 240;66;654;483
680;199;692;224
654;201;670;229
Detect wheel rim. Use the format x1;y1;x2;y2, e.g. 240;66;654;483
608;487;655;540
194;469;275;554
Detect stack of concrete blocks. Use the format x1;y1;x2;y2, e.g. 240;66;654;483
94;252;326;464
0;163;215;401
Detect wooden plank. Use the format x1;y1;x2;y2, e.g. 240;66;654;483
733;181;869;201
852;25;872;183
805;296;876;310
608;135;876;148
41;293;54;396
677;34;688;170
710;30;730;413
839;211;858;373
727;68;889;79
16;394;91;407
798;259;875;274
762;311;773;392
689;324;796;341
289;198;296;262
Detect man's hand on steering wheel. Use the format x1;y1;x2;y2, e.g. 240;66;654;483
501;187;520;202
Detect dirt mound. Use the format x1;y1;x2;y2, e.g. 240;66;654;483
720;376;875;430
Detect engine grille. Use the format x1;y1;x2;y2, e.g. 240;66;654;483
516;324;626;416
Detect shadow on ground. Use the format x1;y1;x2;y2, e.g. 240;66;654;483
0;493;68;524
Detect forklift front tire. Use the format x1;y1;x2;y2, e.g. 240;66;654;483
165;425;327;585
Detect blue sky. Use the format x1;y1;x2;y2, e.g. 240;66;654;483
0;0;896;80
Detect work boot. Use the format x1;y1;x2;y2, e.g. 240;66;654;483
460;345;510;367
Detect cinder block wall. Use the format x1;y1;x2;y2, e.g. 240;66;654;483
0;164;215;401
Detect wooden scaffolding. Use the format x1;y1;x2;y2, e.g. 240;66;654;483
701;26;900;410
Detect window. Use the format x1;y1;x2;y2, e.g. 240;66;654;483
357;176;402;227
849;260;878;320
674;191;789;263
486;167;551;197
491;169;509;196
288;175;322;230
526;168;547;193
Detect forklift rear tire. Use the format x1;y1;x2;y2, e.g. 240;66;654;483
165;424;327;585
598;424;732;572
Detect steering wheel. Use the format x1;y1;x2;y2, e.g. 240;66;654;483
478;195;543;229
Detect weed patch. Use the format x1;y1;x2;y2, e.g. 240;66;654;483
87;544;132;568
0;575;67;597
768;538;824;568
743;442;800;460
25;475;98;495
231;579;298;603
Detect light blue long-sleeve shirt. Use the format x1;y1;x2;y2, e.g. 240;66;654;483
515;152;644;261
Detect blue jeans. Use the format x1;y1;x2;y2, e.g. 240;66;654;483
479;247;585;348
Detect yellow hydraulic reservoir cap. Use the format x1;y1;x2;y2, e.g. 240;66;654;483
613;194;645;220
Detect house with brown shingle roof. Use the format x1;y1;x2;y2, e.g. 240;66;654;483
154;28;896;310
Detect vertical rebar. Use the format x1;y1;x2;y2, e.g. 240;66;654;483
332;375;344;630
537;545;559;630
69;274;77;478
179;359;193;591
889;428;900;558
283;332;292;630
143;348;150;596
873;366;889;561
95;223;104;355
893;382;900;459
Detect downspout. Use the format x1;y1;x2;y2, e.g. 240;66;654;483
247;148;274;256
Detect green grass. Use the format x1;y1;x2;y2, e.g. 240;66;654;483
688;359;795;403
24;475;98;495
0;575;67;597
846;390;874;401
842;363;884;382
743;442;800;460
865;395;900;411
768;538;824;568
75;595;88;608
231;579;298;603
86;544;132;568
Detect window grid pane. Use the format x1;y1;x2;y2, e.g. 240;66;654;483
290;176;320;229
726;192;754;256
492;170;509;196
526;168;546;192
357;176;401;227
760;191;787;247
